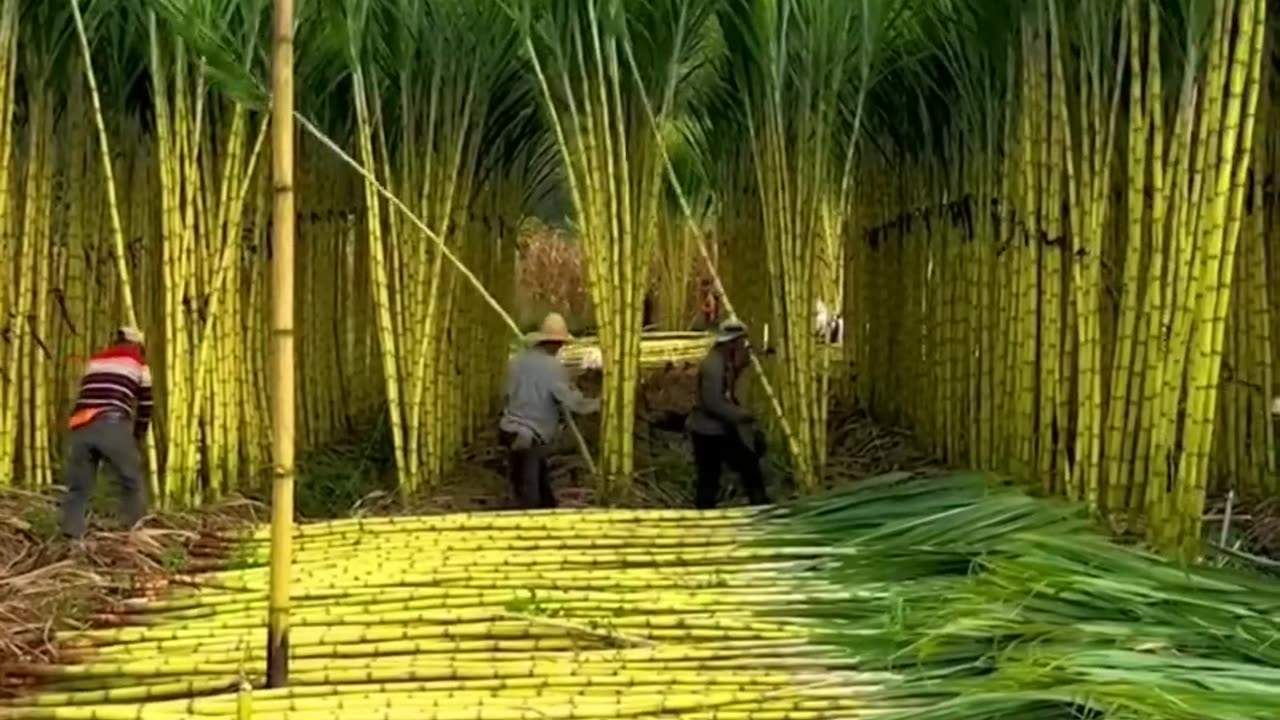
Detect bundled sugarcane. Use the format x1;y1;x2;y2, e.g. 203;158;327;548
554;333;715;371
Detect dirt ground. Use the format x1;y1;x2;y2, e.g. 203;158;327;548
1204;494;1280;561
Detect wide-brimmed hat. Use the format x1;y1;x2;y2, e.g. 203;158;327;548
118;326;146;345
715;317;747;344
527;313;574;345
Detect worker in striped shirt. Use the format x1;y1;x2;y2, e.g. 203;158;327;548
59;326;154;538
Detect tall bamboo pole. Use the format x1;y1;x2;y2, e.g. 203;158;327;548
266;0;296;690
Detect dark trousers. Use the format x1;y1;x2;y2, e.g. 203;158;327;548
60;415;146;537
499;431;557;509
690;430;769;509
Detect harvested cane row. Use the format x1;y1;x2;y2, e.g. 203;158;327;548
0;498;901;719
4;473;1280;719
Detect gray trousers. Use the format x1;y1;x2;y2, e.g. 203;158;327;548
59;415;147;537
498;430;556;509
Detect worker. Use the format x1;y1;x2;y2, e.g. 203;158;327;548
686;318;769;509
499;313;600;509
59;326;153;538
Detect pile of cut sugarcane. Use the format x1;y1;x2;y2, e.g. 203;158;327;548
4;473;1280;719
563;333;713;371
0;489;911;719
547;332;842;371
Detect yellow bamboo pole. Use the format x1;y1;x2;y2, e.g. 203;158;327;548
267;0;296;689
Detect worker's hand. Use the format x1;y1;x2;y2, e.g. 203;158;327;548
511;430;535;450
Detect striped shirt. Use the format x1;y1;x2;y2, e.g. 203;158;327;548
73;344;154;434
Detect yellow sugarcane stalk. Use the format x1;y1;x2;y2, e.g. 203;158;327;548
1175;0;1265;555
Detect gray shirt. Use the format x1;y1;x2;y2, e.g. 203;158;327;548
500;348;599;443
686;346;750;436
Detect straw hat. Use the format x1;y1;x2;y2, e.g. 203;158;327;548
714;317;747;344
118;326;146;346
527;313;574;345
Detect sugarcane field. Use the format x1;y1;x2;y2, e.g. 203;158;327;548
4;0;1280;717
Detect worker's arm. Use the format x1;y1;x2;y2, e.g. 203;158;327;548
135;363;154;439
551;365;600;415
699;354;749;425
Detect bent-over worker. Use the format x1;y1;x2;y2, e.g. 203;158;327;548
499;313;600;509
59;326;153;538
686;318;769;509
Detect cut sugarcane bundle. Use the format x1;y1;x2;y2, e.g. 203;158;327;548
7;472;1280;719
